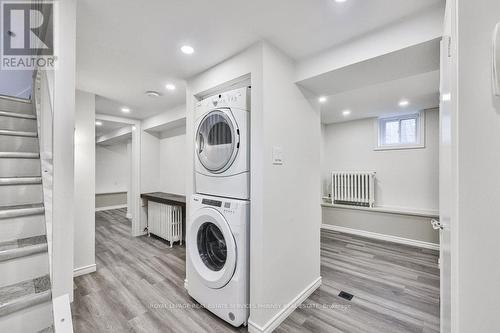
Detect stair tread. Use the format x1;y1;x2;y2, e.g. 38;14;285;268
0;129;37;137
0;235;47;252
0;177;42;185
0;277;51;317
0;204;44;219
0;110;36;119
0;152;40;159
0;236;47;262
0;203;44;212
0;275;50;308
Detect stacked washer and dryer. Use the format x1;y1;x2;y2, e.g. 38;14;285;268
187;87;250;327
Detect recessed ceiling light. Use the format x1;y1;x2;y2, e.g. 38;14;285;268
95;121;102;126
121;107;131;113
165;83;176;91
181;45;194;55
399;99;410;107
334;0;348;3
342;110;351;116
145;91;160;97
319;96;327;103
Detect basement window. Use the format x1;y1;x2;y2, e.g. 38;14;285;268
376;112;425;150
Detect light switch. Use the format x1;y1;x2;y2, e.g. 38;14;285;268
272;146;284;165
493;22;500;96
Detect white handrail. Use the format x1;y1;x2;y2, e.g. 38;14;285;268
33;70;55;279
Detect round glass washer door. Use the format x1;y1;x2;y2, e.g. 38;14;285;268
188;208;236;289
196;109;239;174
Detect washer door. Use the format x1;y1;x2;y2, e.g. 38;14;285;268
189;208;236;289
196;109;239;174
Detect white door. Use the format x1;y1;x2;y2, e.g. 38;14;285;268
188;207;237;289
196;109;239;174
439;31;454;333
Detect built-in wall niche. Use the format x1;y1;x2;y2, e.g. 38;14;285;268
144;117;186;139
95;119;133;146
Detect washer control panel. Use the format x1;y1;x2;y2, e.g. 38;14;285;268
202;198;222;207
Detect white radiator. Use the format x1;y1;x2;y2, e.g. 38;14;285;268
331;171;376;207
147;201;183;247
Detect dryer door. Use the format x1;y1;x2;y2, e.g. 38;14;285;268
196;109;239;174
189;207;237;289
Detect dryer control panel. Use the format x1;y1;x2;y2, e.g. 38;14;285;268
195;86;250;119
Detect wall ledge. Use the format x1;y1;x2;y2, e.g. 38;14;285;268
95;204;127;212
248;277;322;333
96;191;127;195
321;202;439;218
322;224;439;250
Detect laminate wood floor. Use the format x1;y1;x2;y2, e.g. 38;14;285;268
71;209;439;333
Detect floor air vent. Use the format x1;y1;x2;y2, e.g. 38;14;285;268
338;291;354;301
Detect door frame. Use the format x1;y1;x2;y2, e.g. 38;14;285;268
95;114;142;236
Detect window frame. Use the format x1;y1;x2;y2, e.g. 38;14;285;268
375;111;425;151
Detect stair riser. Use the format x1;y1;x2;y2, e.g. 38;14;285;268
0;215;45;243
0;184;43;206
0;98;32;115
0;300;52;333
0;135;39;153
0;116;37;132
0;158;41;177
0;252;49;288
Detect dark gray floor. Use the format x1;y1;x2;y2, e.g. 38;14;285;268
72;209;439;333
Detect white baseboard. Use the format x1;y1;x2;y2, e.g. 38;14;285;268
95;204;127;212
322;224;439;250
73;264;96;277
248;277;322;333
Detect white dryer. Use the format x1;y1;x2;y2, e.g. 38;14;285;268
194;87;250;200
186;194;249;327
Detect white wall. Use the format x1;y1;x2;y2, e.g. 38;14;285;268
74;90;96;274
140;132;161;193
186;42;321;332
0;70;33;99
159;128;186;195
95;143;129;194
454;0;500;331
253;43;321;331
322;109;439;212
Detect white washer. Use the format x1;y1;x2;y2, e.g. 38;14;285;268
187;194;249;327
194;87;250;200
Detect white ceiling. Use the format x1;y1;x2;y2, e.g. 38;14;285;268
76;0;444;119
320;71;440;124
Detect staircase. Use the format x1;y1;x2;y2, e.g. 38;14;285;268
0;96;54;332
